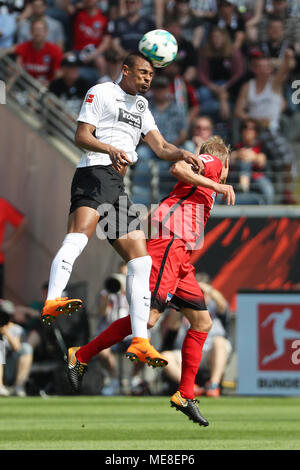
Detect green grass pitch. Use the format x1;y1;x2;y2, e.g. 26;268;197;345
0;396;300;450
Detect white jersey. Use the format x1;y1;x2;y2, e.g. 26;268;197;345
76;82;158;168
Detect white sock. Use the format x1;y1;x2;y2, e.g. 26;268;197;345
46;233;88;300
126;255;152;339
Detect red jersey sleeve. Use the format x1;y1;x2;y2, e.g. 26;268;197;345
199;154;223;182
2;199;24;227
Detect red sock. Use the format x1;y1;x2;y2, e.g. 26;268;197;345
178;329;208;400
76;315;132;364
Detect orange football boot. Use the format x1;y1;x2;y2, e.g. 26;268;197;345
126;337;168;368
41;297;83;325
205;381;221;398
194;384;206;397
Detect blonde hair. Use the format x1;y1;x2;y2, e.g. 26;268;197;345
202;27;233;59
200;136;231;164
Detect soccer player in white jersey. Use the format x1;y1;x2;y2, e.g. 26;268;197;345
41;52;202;367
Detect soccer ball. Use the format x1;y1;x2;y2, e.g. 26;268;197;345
139;29;178;68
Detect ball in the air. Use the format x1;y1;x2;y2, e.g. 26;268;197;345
139;29;178;68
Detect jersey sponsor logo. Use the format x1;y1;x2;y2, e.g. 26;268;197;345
136;99;146;113
86;94;94;103
118;108;142;129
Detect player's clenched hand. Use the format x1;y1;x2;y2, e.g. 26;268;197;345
214;183;235;206
181;151;200;173
109;146;131;172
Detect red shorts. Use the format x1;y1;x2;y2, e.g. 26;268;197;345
147;237;206;312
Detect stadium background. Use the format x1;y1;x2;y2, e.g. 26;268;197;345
0;0;300;408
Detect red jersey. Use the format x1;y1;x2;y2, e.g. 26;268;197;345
151;154;222;250
72;9;108;51
15;41;63;82
0;198;24;264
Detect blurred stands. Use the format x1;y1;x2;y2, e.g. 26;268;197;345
0;0;299;204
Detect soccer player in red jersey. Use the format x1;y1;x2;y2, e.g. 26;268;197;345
0;199;26;298
0;18;62;85
67;136;235;426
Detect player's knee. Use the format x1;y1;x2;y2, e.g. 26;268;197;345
127;255;152;276
63;232;89;254
190;313;212;332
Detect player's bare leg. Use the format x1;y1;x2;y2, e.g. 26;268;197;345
42;207;99;324
113;233;168;368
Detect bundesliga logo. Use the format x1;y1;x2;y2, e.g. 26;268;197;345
258;305;300;371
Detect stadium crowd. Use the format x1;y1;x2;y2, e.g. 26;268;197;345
0;0;299;204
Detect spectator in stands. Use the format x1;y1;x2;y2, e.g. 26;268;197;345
108;0;155;58
138;76;188;162
0;198;26;298
260;17;294;69
0;299;33;397
71;0;110;60
161;273;232;398
49;54;90;115
97;49;123;84
235;49;297;203
234;0;264;43
0;11;17;48
235;49;294;134
0;0;33;22
258;0;300;54
190;0;218;19
183;115;214;153
158;0;217;31
69;0;111;84
17;0;65;49
161;55;200;124
164;20;198;83
12;282;48;354
197;26;245;121
96;262;131;396
230;118;275;204
163;0;209;49
0;18;63;86
211;0;246;50
119;0;160;25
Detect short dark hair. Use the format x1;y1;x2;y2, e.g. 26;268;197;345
123;52;153;69
268;16;285;26
30;17;48;31
241;118;260;133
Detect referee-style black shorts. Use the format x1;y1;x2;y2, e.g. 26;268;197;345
70;165;143;244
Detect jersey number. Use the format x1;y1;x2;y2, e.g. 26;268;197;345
199;154;214;163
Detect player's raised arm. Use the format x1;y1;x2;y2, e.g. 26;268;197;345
143;129;201;172
170;160;235;206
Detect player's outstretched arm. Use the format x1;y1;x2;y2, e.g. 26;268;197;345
143;129;201;172
170;161;235;206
